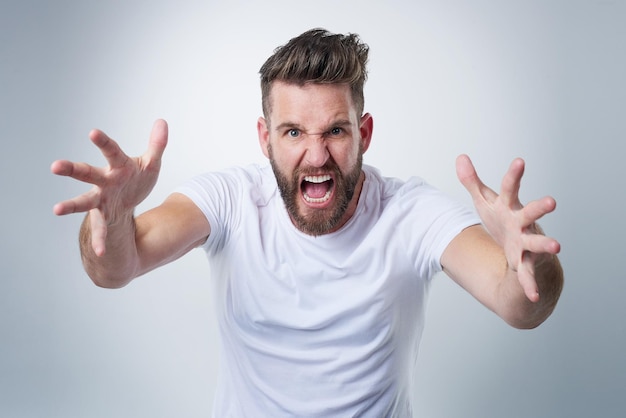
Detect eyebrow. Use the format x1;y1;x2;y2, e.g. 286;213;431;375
274;121;303;132
274;119;353;134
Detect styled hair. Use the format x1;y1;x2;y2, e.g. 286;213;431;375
259;28;369;119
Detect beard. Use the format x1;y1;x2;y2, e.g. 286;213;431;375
268;145;363;236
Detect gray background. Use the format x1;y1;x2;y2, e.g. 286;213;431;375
2;0;624;417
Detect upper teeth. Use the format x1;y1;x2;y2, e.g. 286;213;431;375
304;175;331;183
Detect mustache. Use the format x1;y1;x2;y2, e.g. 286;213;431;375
293;162;341;179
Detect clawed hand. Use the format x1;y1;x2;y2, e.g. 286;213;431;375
51;119;168;255
456;154;561;302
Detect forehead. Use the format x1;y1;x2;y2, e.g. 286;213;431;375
267;81;357;127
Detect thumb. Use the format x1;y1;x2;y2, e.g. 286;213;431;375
89;208;107;257
145;119;168;162
456;154;482;198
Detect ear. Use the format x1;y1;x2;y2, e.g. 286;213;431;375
359;113;373;153
257;117;270;159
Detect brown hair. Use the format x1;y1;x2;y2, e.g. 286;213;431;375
259;28;369;120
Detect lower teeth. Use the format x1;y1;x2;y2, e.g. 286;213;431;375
304;191;331;203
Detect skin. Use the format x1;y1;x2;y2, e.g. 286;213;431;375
257;81;373;235
51;120;210;288
51;82;562;328
443;156;563;328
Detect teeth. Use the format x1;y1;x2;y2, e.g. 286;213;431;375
304;190;332;203
304;175;331;183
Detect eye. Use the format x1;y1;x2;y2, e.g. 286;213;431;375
330;127;343;136
287;129;300;138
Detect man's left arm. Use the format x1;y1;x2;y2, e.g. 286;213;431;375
440;155;564;329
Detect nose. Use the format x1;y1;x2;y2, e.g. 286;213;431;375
304;135;330;167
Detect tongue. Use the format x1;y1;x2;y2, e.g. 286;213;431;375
303;181;330;198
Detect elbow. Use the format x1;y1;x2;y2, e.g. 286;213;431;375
502;256;564;330
91;276;131;289
81;257;136;289
506;316;546;330
501;298;560;330
89;273;132;289
85;267;134;289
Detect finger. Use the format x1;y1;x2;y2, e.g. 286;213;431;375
500;158;525;208
89;128;129;168
50;160;106;185
455;154;497;202
521;196;557;226
517;252;540;302
52;188;101;216
145;119;168;162
89;208;107;256
522;233;561;255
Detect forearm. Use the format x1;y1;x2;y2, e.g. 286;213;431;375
79;211;140;288
498;253;564;329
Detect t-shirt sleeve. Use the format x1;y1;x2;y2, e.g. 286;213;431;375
396;178;481;279
174;170;243;254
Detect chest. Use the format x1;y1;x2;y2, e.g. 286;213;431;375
212;210;426;350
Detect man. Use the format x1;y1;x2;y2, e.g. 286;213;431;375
51;29;563;417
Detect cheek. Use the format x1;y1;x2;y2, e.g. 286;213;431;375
270;143;301;172
330;141;360;167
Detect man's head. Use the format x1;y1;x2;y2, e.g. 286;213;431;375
259;28;369;122
257;29;373;236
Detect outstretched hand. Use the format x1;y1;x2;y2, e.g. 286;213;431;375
51;119;168;256
456;154;561;302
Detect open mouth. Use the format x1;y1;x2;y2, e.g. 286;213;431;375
301;174;334;204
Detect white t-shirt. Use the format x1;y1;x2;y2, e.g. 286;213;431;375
177;164;479;417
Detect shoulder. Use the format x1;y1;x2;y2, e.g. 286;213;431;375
173;164;278;252
176;164;276;200
182;164;271;186
362;165;442;208
362;164;479;236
